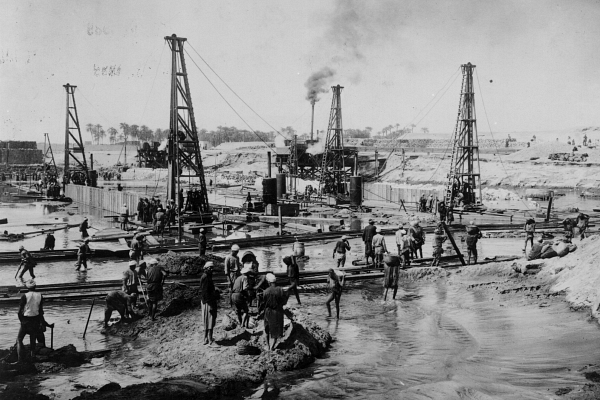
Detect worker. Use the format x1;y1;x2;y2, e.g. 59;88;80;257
246;192;252;203
200;262;219;345
466;221;482;265
383;254;399;300
362;220;377;266
129;233;144;264
43;232;55;251
35;315;55;349
527;236;546;261
372;227;388;268
75;238;91;271
137;260;148;280
120;203;129;231
523;218;536;252
17;280;44;362
438;200;447;222
231;264;251;328
146;259;167;321
395;228;410;267
576;213;590;240
103;290;139;328
79;217;90;239
446;205;455;225
427;194;434;213
419;194;427;212
136;199;144;221
325;269;346;319
122;260;140;307
263;273;289;350
198;228;207;256
562;217;575;242
332;235;351;269
155;207;166;237
283;255;301;305
431;226;447;267
408;221;425;260
224;244;242;303
16;245;36;279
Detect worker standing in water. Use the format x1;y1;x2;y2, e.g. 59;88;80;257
362;220;377;267
466;221;483;265
332;235;351;269
325;269;346;319
79;217;90;239
372;227;388;268
75;238;91;271
16;245;36;279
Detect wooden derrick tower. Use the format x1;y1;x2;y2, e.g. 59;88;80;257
319;85;351;196
164;34;211;224
445;63;483;209
63;84;94;186
43;132;58;181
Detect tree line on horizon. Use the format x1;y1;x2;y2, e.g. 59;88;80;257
83;122;431;146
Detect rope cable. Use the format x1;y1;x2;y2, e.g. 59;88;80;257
187;41;289;142
474;69;532;211
182;48;279;154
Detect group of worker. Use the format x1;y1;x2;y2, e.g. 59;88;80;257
218;243;346;349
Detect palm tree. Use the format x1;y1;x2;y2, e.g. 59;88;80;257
421;127;429;134
396;123;400;134
86;123;94;143
95;124;103;145
108;127;118;144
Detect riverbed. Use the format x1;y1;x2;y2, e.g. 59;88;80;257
1;188;599;399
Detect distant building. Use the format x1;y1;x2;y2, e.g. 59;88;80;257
0;141;43;165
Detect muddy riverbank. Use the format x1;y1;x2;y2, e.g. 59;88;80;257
5;251;600;398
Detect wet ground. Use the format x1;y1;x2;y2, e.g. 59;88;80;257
2;185;600;398
258;280;600;399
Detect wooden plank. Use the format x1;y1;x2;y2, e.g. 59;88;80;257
442;222;466;266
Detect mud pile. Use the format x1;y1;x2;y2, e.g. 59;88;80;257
531;235;600;316
90;300;331;400
157;252;224;276
0;344;109;381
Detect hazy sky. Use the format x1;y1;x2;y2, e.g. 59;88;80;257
1;0;600;143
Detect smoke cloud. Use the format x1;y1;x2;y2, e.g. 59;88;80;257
304;67;336;104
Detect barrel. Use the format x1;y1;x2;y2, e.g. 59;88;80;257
276;173;287;199
262;178;277;205
349;176;363;206
293;241;305;257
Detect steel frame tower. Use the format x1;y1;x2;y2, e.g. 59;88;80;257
319;85;350;195
445;63;483;208
63;84;91;185
165;34;210;217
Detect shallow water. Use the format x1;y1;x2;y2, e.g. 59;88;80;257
1;187;598;398
260;280;600;399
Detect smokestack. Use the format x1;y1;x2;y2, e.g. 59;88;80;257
310;101;315;141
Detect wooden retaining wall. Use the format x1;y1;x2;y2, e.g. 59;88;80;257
363;182;445;206
65;184;142;215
